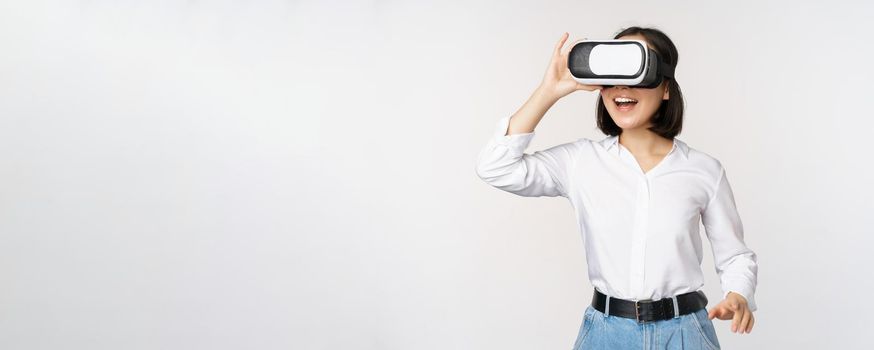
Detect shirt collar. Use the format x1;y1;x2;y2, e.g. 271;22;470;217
600;135;690;160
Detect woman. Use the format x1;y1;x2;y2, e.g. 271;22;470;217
474;26;758;350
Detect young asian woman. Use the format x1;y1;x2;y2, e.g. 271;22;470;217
474;27;757;350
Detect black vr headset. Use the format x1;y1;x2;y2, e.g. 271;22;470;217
567;39;674;89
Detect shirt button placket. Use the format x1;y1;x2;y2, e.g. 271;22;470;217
628;175;650;297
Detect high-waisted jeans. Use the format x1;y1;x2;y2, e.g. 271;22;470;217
572;305;721;350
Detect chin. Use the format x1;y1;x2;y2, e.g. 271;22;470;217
610;114;646;129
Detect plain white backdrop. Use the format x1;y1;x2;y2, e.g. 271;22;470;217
1;0;873;349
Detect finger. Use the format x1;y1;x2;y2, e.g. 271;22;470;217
708;308;716;320
560;36;584;57
576;83;600;91
554;32;569;55
714;307;726;320
746;313;755;333
739;308;751;334
713;305;729;320
709;306;724;320
731;308;744;333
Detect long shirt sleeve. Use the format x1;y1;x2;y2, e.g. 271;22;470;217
474;115;575;198
701;165;759;311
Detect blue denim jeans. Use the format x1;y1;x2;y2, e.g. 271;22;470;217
572;305;721;350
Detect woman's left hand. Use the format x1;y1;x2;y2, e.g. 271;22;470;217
707;292;754;334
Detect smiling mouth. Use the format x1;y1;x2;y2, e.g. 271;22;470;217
613;97;638;112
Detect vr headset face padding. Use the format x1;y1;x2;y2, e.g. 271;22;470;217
567;39;675;89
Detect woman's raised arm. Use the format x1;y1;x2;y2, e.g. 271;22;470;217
474;33;601;197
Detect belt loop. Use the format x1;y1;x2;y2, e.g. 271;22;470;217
671;295;679;318
604;295;611;316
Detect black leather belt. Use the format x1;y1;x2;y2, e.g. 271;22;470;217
591;288;708;323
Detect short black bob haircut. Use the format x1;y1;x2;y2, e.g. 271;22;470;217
596;26;684;139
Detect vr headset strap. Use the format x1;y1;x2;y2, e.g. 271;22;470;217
659;61;675;79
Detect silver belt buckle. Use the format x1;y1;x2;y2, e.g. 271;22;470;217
635;300;642;323
635;299;653;323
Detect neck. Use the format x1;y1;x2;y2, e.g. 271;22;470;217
618;126;672;155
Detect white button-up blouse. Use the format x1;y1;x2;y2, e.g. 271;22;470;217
475;115;758;311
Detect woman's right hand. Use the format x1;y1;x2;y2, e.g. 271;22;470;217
504;33;603;135
537;32;603;102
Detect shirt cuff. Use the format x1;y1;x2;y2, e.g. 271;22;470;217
724;287;757;312
492;115;535;156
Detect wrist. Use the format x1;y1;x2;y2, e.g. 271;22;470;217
533;85;561;105
726;291;746;302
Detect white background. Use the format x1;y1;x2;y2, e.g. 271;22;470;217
1;0;872;349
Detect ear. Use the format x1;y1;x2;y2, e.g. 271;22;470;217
662;82;670;100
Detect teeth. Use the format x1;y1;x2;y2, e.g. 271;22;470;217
614;97;638;103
